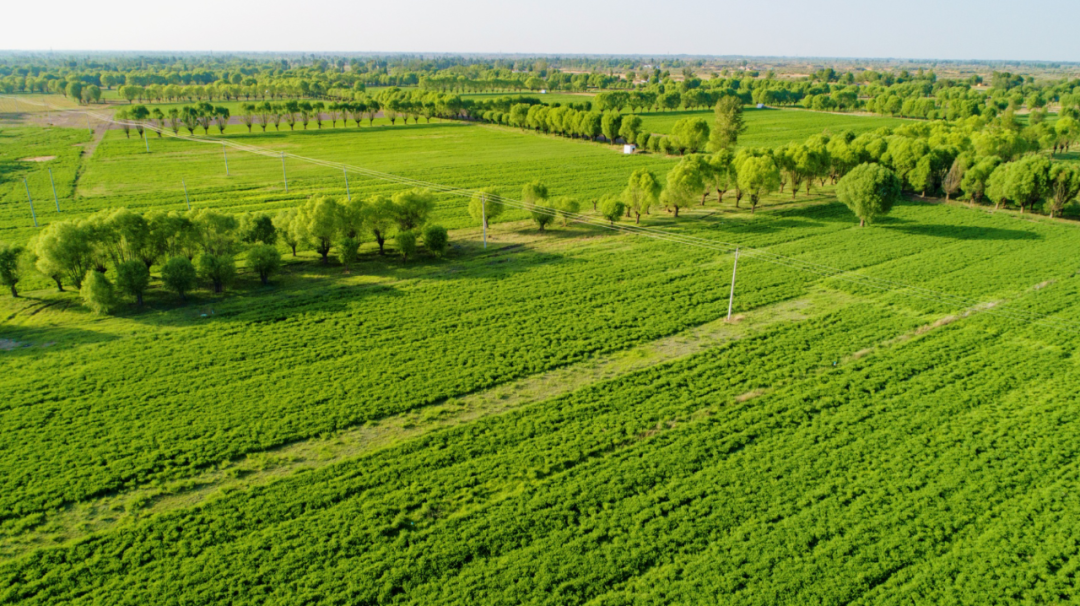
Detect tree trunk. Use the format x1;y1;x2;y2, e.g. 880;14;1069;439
860;218;865;227
136;292;143;306
53;277;63;292
673;206;679;218
376;233;386;254
635;211;641;224
290;244;297;256
9;284;17;297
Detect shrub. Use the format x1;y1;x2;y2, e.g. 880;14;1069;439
80;270;115;315
198;254;236;293
395;230;417;261
246;245;281;285
161;257;197;301
423;225;449;257
115;260;150;305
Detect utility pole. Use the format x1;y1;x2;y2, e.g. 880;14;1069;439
343;167;351;201
281;152;288;192
24;178;37;227
143;130;150;153
726;248;740;322
482;193;487;249
49;168;59;211
86;114;92;135
222;143;229;176
182;179;191;210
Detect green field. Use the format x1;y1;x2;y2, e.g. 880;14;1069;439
640;107;909;147
3;105;1080;604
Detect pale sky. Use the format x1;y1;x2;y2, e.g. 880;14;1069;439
5;0;1079;62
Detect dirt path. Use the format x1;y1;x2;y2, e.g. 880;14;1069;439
0;289;851;561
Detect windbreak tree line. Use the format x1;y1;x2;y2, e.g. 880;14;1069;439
0;189;450;312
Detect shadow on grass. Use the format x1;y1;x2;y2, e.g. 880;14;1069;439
882;223;1040;241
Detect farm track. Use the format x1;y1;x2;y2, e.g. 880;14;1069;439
0;287;855;561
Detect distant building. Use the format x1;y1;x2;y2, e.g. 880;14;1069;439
539;89;547;94
623;144;637;155
756;103;765;109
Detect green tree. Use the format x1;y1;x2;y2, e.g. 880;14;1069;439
598;195;626;225
619;115;643;145
522;181;555;231
298;195;342;263
552;196;581;227
0;243;23;297
836;163;903;226
391;189;436;232
661;156;706;217
707;96;745;151
1005;154;1052;214
960;156;1000;207
601;112;622;145
115;260;150;305
622;168;661;223
80;270;115;314
395;230;417;261
468;187;503;234
161;256;197;301
33;221;93;289
239;213;277;245
423;225;449;257
198;253;236;293
736;156;782;213
246;244;281;285
363;194;396;255
1048;164;1080;219
338;236;361;270
670;117;710;154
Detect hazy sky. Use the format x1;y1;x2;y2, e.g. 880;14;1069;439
6;0;1079;62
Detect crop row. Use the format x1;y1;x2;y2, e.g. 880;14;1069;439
7;285;1079;603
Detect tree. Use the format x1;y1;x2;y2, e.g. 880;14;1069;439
519;181;553;231
338;236;361;270
986;163;1013;211
622;168;661;223
598;195;626;225
942;155;969;201
240;103;256;133
395;230;417;261
619;115;643;145
661;156;707;217
736;156;781;213
0;243;23;297
213;106;230;134
198;253;236;293
239;213;277;245
391;189;436;232
468;186;503;235
33;221;93;289
80;270;116;314
246;244;281;285
115;260;150;305
298;195;342;263
708;96;745;151
1004;154;1051;214
961;156;1000;207
162;256;197;300
423;225;449;257
273;208;305;256
552;196;581;227
1047;164;1080;219
601;112;622;144
836;163;903;226
707;149;735;204
670;117;710;154
363;194;396;255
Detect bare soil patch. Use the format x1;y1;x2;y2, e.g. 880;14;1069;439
19;156;56;162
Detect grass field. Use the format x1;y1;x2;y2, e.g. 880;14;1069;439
640;107;909;147
3;110;1080;603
